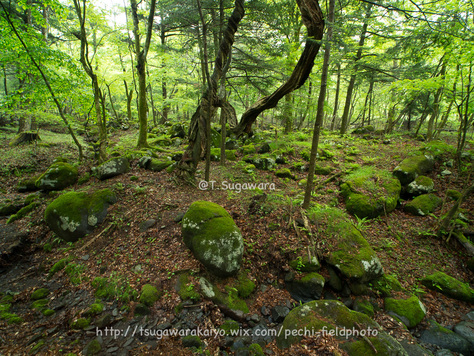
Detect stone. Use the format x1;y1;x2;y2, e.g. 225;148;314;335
148;159;173;172
277;300;407;355
35;162;78;191
31;288;50;300
340;167;401;219
97;157;129;180
405;193;442;216
406;176;434;196
421;271;474;303
139;219;156;232
182;201;244;277
83;338;102;355
420;320;473;355
371;274;403;297
309;207;384;285
169;124;186;139
384;296;426;328
393;155;434;186
44;189;116;242
454;321;474;346
289;255;321;272
399;339;434;356
0;224;29;264
353;298;375;318
182;335;202;348
285;272;325;303
275;168;295;179
243;154;276;170
258;143;271;154
271;306;290;323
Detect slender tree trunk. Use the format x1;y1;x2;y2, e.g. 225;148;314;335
330;62;341;130
456;62;473;164
433;100;454;139
303;0;335;209
177;0;245;180
124;80;133;122
427;64;446;141
297;79;313;130
106;83;119;122
233;0;325;136
131;0;157;148
414;94;432;136
2;65;7;96
339;4;372;134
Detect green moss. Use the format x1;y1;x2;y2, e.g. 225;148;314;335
92;277;115;300
423;140;455;159
314;164;333;175
407;175;434;195
220;319;239;335
308;206;383;283
148;159;173;172
31;299;49;311
393;155;434;185
277;300;378;348
139;284;161;306
384;296;426;328
446;189;462;201
234;273;256;298
405;193;442;216
421;271;474;303
78;172;91;185
372;274;403;297
31;288;50;300
275;168;294;179
0;311;23;324
17;176;40;192
6;202;39;224
225;150;237;161
30;339;46;353
83;338;101;355
181;335;202;348
70;317;90;329
49;257;71;278
177;274;200;301
242;144;256;155
224;287;249;313
24;193;39;205
42;309;55;317
342;333;408;356
248;343;264;355
84;303;104;316
182;201;243;277
340;167;401;218
353;298;375;318
35;162;78;191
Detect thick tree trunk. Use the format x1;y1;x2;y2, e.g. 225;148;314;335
233;0;324;136
339;4;372;134
177;0;245;180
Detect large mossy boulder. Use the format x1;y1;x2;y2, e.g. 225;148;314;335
404;193;442;216
277;300;407;355
35;162;78;191
148;159;173;172
243;154;276;170
309;207;383;286
44;189;116;242
384;296;426;328
182;201;244;277
420;320;473;355
340;167;401;219
421;271;474;303
393;155;434;186
97;157;129;180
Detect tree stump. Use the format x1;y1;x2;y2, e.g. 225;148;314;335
9;131;41;146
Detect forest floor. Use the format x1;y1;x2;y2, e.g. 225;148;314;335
0;126;473;355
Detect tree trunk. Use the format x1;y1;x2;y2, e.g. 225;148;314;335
339;4;372;134
427;64;446;141
330;62;341;130
177;0;245;180
124;80;133;122
303;0;335;209
233;0;325;136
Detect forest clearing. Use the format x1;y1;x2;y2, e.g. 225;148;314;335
0;0;474;355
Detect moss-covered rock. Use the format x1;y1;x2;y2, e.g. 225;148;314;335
309;207;384;285
314;163;333;175
233;273;256;298
384;296;426;328
243;154;276;170
285;272;325;303
84;302;104;316
422;140;455;159
275;168;295;179
242;144;256;155
420;320;472;355
353;298;375;318
371;274;403;297
406;175;434;196
446;189;462;201
199;277;249;315
71;317;90;329
176;274;201;301
404;193;442;216
148;158;173;172
83;338;101;355
44;189;116;242
182;201;244;277
0;201;23;216
49;257;71;278
277;300;406;355
289;255;321;272
421;271;474;303
96;156;129;180
139;284;161;306
17;176;40;192
393;155;434;186
35;162;78;191
340;167;401;219
31;298;49;311
6;201;39;224
341;332;409;356
31;288;50;300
